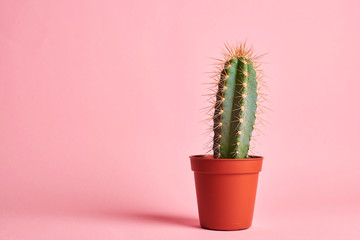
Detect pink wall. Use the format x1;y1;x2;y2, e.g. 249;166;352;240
1;0;360;238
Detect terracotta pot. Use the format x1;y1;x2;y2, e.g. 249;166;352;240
190;155;263;230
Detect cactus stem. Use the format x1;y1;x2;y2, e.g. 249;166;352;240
209;42;266;159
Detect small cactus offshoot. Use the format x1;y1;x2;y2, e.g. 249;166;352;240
208;42;266;159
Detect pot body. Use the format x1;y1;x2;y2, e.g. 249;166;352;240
190;155;263;230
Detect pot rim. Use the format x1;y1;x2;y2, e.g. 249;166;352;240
189;154;263;161
190;154;263;174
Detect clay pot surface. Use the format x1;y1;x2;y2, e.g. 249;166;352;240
190;155;263;230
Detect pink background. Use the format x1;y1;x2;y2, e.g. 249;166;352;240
1;0;359;239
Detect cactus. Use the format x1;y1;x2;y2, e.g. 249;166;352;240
212;43;263;159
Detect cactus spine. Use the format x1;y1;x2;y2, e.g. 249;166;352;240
212;43;260;159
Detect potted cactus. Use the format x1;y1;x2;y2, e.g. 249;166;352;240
190;42;266;231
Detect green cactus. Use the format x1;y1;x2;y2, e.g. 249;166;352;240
212;46;259;159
